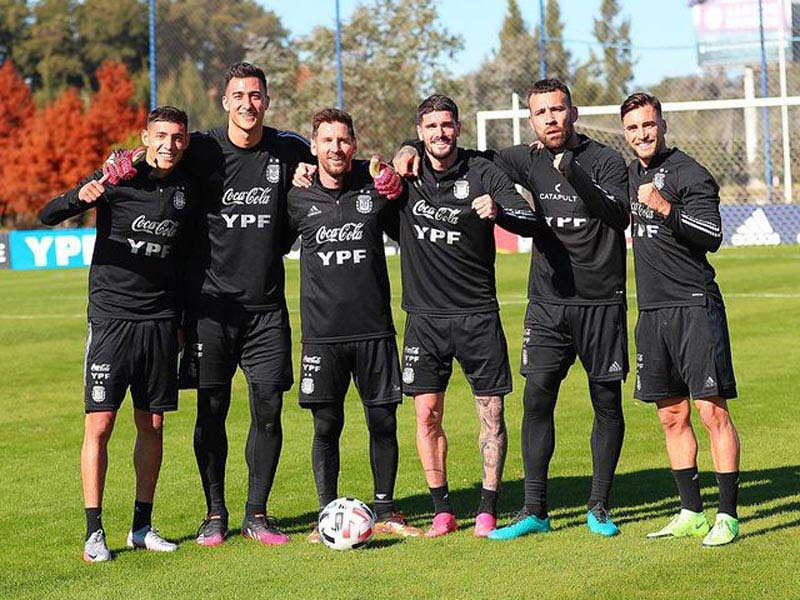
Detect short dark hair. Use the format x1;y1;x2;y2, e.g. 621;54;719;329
224;61;268;93
417;94;459;124
146;105;188;130
526;78;572;107
620;92;662;120
312;107;356;139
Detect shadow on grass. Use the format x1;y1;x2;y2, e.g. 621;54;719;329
390;465;800;533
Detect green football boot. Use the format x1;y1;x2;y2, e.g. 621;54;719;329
702;513;739;547
646;509;710;539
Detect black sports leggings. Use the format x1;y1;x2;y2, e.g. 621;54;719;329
521;374;624;516
311;403;398;516
194;382;284;516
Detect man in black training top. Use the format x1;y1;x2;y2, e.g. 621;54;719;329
395;79;630;539
621;92;740;547
393;94;536;538
286;108;423;542
180;62;313;547
40;106;194;562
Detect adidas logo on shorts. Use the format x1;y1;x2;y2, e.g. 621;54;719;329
608;361;622;373
704;376;716;389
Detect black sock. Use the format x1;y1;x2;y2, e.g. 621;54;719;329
194;386;231;517
132;501;153;532
245;502;265;519
365;404;398;521
521;374;560;520
245;383;283;511
477;488;498;516
672;467;703;512
311;403;345;509
430;484;453;515
716;471;740;519
85;507;103;540
587;380;625;510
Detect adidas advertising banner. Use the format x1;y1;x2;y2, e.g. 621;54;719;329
0;233;9;270
5;205;799;270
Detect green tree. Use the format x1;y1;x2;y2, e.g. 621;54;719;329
591;0;634;104
0;0;29;64
15;0;85;100
541;0;572;83
158;58;221;130
294;0;463;157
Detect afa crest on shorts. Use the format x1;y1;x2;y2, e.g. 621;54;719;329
453;179;470;200
173;189;186;210
266;163;281;184
402;367;415;384
301;377;315;395
356;193;373;214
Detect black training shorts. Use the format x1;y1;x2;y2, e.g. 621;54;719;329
298;336;402;407
83;317;178;413
520;301;629;382
634;299;737;402
180;305;293;390
402;312;512;397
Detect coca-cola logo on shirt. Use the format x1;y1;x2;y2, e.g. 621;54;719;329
315;222;364;244
131;215;179;238
412;199;461;225
222;187;271;206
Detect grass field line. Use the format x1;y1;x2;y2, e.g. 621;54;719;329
3;291;800;320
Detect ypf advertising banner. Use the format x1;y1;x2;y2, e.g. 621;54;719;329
8;228;96;270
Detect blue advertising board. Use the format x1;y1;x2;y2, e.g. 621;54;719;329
3;205;799;271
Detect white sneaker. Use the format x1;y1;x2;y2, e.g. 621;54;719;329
126;525;178;552
84;529;111;563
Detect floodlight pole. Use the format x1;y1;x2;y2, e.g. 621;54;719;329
758;0;773;202
538;0;547;78
335;0;344;109
149;0;157;109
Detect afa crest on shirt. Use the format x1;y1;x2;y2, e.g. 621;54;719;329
266;163;281;184
356;193;373;214
453;179;470;200
173;189;186;210
301;377;315;394
653;171;666;190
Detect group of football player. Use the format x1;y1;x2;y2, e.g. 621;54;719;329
39;61;741;563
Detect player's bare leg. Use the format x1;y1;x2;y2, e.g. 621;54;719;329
81;411;116;562
133;409;164;504
656;397;697;469
127;409;176;552
695;397;739;472
695;396;740;546
474;395;506;536
647;397;709;540
415;392;457;536
81;411;117;510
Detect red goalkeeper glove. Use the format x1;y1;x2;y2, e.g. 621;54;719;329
369;155;403;200
100;146;146;184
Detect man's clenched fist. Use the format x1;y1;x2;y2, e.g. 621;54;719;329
472;194;497;220
638;182;671;217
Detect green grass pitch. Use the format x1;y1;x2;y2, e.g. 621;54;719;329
1;246;799;599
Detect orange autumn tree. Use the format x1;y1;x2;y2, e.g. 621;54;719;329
0;61;35;221
1;60;144;225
